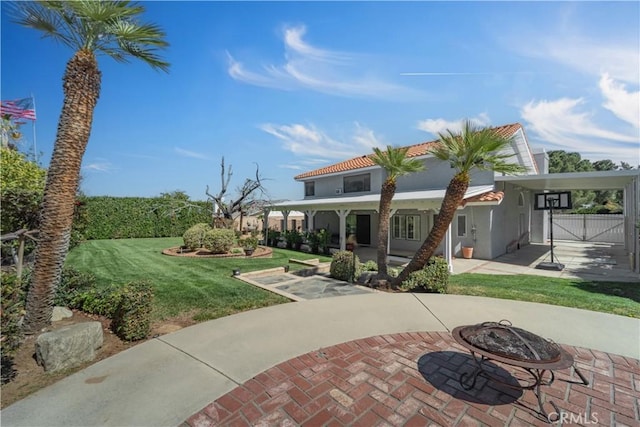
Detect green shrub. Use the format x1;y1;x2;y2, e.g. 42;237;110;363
330;250;362;282
183;223;212;250
239;236;259;249
71;286;122;317
81;196;212;240
361;260;378;272
203;228;236;254
112;281;154;341
1;272;26;384
400;257;449;293
54;267;97;307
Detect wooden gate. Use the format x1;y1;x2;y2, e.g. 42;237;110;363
552;214;624;243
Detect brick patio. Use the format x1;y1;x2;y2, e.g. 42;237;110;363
181;332;639;427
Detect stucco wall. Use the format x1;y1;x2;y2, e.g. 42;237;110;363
305;168;383;198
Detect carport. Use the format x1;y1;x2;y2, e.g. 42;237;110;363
496;169;640;274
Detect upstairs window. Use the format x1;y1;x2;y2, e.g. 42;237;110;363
343;173;371;193
305;181;315;197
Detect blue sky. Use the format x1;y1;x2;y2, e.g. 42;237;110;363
2;1;639;202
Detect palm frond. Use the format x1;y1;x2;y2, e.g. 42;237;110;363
13;0;169;72
429;119;525;175
371;145;425;181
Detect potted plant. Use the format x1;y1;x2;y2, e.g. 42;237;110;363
346;234;358;252
461;246;474;259
240;236;258;256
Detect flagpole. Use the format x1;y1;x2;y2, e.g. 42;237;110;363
31;94;38;162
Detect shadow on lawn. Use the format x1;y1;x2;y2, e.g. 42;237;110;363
571;280;640;304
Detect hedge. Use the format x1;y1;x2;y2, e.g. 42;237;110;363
79;196;212;240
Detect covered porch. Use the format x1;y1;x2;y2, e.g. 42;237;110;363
353;240;639;282
265;185;496;272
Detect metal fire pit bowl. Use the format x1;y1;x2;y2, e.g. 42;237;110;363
452;320;589;422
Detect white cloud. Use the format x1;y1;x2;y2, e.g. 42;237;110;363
416;113;491;136
227;25;418;99
599;73;640;128
278;164;305;170
174;147;209;160
521;97;638;161
261;122;386;160
503;13;639;84
82;161;113;173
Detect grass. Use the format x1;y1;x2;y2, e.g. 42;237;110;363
66;238;640;322
448;273;640;318
65;238;331;321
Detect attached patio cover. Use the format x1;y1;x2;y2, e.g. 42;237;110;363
497;169;640;274
269;185;495;212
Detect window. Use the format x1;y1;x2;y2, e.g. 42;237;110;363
518;192;525;207
343;174;371;193
457;215;467;237
392;214;421;240
305;181;315;197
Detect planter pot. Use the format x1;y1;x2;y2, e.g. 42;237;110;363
244;248;254;256
345;243;355;252
462;246;474;259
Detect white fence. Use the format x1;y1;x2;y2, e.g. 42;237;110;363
551;214;624;243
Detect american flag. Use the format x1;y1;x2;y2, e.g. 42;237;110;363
1;97;36;121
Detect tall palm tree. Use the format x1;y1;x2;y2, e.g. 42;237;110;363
15;1;169;333
392;120;525;287
371;146;424;277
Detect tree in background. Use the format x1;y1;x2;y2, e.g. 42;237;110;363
547;150;635;212
206;157;269;231
0;147;46;234
393;121;525;288
370;146;424;277
14;1;169;333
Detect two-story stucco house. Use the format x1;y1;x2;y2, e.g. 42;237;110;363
266;122;640;273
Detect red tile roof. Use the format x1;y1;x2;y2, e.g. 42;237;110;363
461;191;505;206
294;123;524;180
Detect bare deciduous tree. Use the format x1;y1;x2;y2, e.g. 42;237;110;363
205;157;268;229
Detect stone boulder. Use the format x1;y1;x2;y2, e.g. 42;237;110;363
51;306;73;322
36;322;103;372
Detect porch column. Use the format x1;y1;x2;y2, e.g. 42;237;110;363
444;222;453;273
387;209;397;256
305;210;317;232
262;208;271;244
282;210;290;232
336;209;351;251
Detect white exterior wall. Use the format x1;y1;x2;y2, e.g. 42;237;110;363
303;168;383;199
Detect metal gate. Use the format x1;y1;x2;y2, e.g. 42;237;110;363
552;214;624;243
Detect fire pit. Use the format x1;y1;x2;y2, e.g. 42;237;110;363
452;320;588;421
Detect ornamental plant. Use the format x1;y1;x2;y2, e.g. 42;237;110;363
202;228;236;254
183;223;212;250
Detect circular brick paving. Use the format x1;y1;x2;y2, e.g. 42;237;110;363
182;332;639;427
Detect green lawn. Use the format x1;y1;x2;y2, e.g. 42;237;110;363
66;238;640;322
449;273;640;318
65;238;331;321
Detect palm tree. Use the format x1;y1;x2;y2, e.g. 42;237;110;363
392;120;525;287
370;146;424;277
15;1;169;333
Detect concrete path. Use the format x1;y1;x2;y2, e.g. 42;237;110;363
2;293;638;427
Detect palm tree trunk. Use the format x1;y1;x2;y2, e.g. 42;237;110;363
376;180;395;276
23;50;101;333
392;173;469;288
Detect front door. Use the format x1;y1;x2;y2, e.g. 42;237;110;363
356;215;371;245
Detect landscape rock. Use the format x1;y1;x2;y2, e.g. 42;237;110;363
357;272;377;285
36;322;103;372
51;306;73;322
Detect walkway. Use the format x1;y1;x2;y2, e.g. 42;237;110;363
2;294;638;427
